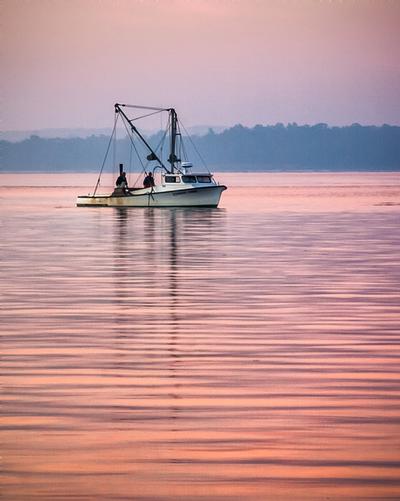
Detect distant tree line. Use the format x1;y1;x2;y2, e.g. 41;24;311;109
1;123;399;172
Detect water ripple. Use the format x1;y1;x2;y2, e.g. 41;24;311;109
1;175;400;500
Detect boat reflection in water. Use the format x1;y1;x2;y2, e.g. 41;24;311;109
111;206;227;428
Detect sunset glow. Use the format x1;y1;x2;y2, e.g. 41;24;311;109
2;0;400;129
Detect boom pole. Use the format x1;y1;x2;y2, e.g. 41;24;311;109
114;103;169;172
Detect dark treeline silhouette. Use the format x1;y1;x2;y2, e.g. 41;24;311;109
1;123;399;172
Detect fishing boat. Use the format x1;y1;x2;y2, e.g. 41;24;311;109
76;104;227;208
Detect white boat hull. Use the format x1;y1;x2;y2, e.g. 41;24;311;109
77;185;226;208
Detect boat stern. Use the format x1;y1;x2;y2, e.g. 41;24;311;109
76;195;109;207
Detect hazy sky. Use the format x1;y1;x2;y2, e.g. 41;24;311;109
2;0;400;130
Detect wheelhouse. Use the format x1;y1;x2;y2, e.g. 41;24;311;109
162;173;215;186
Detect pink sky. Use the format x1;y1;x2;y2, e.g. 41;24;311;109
2;0;400;130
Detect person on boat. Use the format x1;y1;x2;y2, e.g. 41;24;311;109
143;172;155;188
116;172;127;188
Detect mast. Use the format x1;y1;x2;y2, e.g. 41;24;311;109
168;108;178;174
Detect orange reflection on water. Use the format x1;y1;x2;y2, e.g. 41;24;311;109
1;173;400;499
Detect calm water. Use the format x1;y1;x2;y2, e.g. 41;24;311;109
1;173;400;500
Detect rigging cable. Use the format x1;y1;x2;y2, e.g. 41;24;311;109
139;118;170;181
93;113;119;196
120;109;171;187
118;104;168;112
178;119;211;173
120;114;155;188
129;109;164;122
153;120;170;164
112;116;117;182
176;120;188;163
160;111;164;162
128;134;133;183
121;115;146;173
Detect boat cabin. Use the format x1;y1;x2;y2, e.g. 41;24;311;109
161;161;216;187
162;173;215;186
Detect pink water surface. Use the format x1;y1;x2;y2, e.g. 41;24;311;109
1;173;400;500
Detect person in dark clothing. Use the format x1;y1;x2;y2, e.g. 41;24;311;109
143;172;155;188
116;172;127;188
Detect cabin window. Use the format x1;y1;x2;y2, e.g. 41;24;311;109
196;175;211;183
182;175;197;183
165;175;180;183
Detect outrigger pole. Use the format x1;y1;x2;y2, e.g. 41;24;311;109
114;103;171;173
